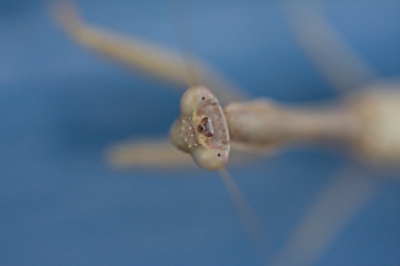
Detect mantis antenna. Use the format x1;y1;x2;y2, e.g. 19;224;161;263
169;2;269;263
170;0;199;87
219;168;269;266
52;0;269;262
169;85;269;265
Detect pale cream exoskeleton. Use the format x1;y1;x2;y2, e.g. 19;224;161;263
169;85;230;170
50;1;400;266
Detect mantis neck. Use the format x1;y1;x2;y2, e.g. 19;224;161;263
225;99;360;150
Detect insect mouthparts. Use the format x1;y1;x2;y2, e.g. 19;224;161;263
198;116;214;137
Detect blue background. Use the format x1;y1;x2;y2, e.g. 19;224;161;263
1;0;400;265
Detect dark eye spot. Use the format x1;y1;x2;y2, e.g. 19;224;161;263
217;153;221;157
201;97;205;100
197;125;204;132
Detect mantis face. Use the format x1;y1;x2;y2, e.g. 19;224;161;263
170;86;230;170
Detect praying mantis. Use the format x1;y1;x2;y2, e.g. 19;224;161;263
51;1;400;265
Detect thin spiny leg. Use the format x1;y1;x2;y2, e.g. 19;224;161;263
107;138;258;170
50;1;247;105
281;0;378;92
272;165;381;266
106;138;196;170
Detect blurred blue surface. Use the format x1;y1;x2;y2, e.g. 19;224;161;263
1;0;400;265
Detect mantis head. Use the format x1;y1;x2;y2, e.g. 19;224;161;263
170;85;230;170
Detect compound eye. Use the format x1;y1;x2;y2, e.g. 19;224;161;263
191;147;228;170
197;125;204;132
180;86;215;116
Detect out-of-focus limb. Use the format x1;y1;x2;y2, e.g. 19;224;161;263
272;164;381;266
106;139;196;170
270;3;398;265
106;138;260;171
281;0;378;91
50;1;246;105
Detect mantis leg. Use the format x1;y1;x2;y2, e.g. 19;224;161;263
51;1;247;105
107;137;259;170
272;164;381;266
281;0;378;92
106;138;196;170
